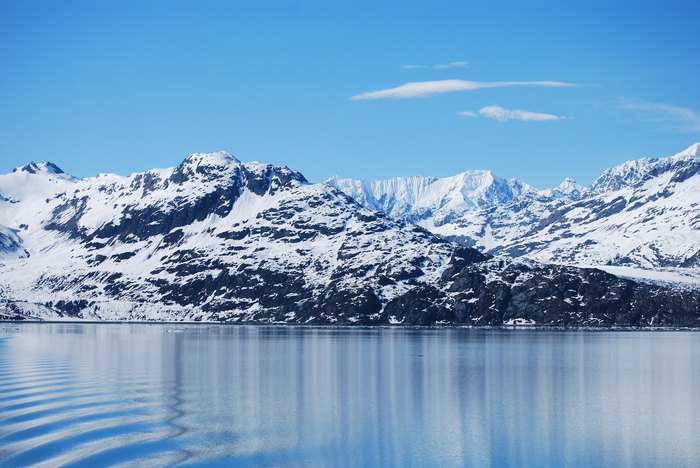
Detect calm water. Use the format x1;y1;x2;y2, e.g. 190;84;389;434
0;324;699;467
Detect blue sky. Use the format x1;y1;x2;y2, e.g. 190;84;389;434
1;0;699;187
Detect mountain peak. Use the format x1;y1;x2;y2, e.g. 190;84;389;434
170;151;242;184
13;161;39;174
673;142;700;160
555;177;585;194
180;151;241;168
452;168;496;180
590;143;700;195
43;162;66;174
536;177;585;200
13;161;66;175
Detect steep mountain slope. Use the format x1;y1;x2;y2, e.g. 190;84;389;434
330;144;700;276
0;152;698;325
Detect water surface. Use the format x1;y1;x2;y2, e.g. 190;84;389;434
0;324;698;466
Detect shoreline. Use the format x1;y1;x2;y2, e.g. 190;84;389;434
2;320;699;331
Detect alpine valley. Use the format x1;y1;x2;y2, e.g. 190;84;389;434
1;145;699;326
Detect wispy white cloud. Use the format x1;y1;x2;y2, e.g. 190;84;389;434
433;61;468;70
479;105;567;122
401;61;469;70
457;110;477;117
457;105;568;122
615;98;700;132
351;79;578;100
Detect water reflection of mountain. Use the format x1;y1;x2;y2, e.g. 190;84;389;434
0;325;698;466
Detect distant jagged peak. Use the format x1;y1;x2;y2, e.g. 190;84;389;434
12;161;71;177
553;177;586;197
535;178;585;200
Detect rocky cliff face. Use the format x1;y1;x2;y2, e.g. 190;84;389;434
0;151;698;326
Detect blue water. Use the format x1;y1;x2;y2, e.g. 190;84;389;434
0;324;699;467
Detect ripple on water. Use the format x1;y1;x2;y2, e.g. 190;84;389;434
0;337;189;466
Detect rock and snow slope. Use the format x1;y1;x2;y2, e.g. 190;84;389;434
0;151;698;326
330;143;700;279
500;143;700;270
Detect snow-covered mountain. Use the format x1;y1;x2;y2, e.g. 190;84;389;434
1;151;697;326
326;170;543;227
0;152;447;321
499;143;700;271
330;143;700;279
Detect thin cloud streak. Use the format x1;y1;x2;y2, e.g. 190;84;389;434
457;106;568;122
616;98;700;132
457;110;477;117
478;105;567;122
352;79;579;100
401;61;468;70
434;61;468;69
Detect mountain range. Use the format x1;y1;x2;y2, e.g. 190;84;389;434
328;143;700;283
0;145;698;326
